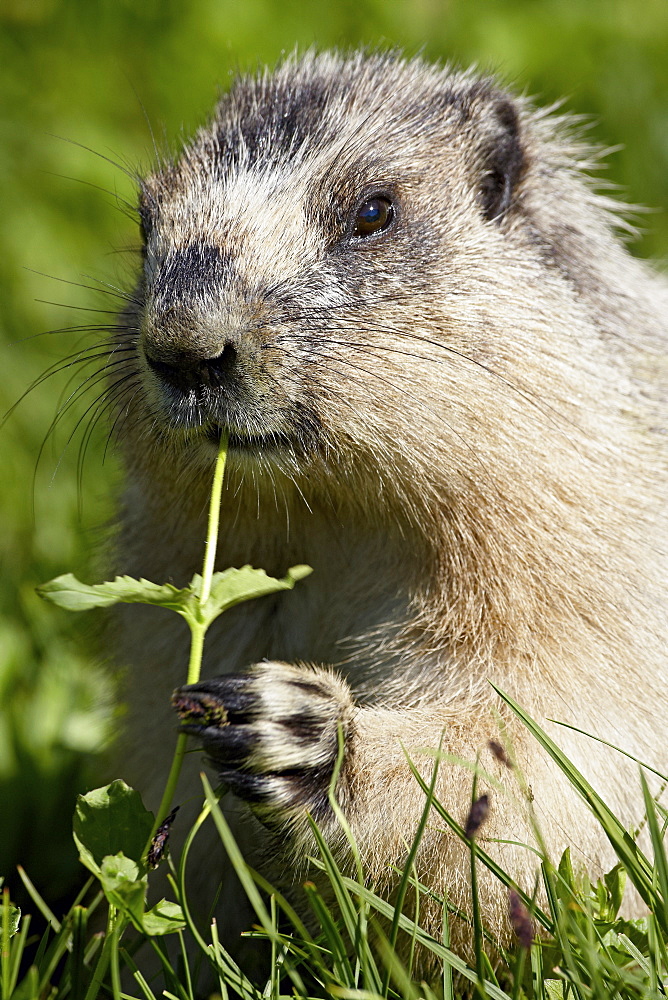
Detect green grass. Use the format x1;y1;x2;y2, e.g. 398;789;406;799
2;714;668;1000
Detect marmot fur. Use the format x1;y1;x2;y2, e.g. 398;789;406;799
110;50;668;963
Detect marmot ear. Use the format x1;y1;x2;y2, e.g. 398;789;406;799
477;97;525;222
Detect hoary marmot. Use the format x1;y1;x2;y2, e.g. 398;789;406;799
109;50;668;959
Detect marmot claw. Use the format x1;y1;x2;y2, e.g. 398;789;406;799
172;662;355;824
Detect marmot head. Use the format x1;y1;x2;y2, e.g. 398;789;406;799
129;54;540;478
118;50;624;532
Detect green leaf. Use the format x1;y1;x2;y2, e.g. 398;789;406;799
37;565;312;626
73;780;154;877
557;847;574;890
640;769;668;930
199;564;312;623
37;573;192;612
601;863;626;921
0;898;20;938
99;853;146;922
141;899;186;936
8;903;20;937
99;853;140;887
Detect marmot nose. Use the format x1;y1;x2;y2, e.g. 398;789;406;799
145;342;238;390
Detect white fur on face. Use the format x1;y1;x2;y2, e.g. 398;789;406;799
148;161;321;294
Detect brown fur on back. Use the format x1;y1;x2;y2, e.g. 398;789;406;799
109;51;668;963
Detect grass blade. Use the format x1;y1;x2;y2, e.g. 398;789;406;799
302;880;354;986
382;739;443;994
404;752;553;933
16;866;62;934
201;773;308;998
640;770;668;930
175;796;259;1000
306;818;383;994
338;877;512;1000
492;687;657;915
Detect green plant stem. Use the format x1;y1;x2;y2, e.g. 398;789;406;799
146;432;229;844
200;432;228;606
150;733;189;839
109;918;123;1000
84;907;126;1000
1;888;10;1000
186;617;206;686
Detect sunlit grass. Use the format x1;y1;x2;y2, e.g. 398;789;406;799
2;714;668;1000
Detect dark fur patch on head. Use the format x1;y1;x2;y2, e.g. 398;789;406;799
153;244;230;303
213;74;337;171
478;97;525;222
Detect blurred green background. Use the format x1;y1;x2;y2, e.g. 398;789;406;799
1;0;667;907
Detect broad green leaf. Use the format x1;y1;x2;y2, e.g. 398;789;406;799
99;853;146;922
99;852;140;887
199;564;312;623
141;899;186;936
73;780;154;877
38;573;192;612
544;982;566;1000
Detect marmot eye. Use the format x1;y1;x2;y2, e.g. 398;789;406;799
353;197;394;238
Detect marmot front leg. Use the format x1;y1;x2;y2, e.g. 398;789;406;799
171;662;527;891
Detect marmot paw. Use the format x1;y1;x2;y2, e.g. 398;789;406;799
172;662;355;823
